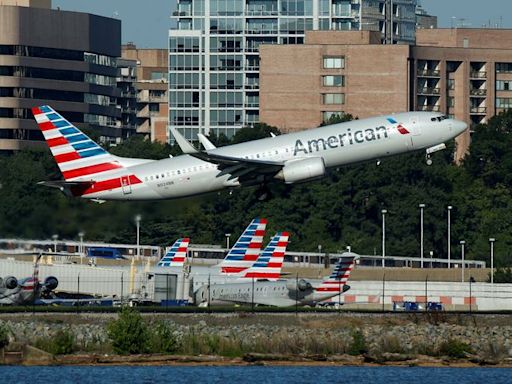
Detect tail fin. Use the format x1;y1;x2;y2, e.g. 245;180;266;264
158;238;190;267
240;232;289;280
316;252;358;292
31;106;127;182
218;218;267;274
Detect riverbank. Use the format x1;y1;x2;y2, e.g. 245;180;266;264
1;312;512;366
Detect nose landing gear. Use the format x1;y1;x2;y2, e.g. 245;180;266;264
425;143;447;166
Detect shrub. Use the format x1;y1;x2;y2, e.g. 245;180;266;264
149;321;180;354
438;338;473;358
0;323;10;349
348;330;368;356
35;329;75;355
107;307;149;354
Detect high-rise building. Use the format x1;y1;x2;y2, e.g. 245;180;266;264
169;0;418;142
0;1;122;151
116;58;138;140
122;44;168;143
258;28;512;161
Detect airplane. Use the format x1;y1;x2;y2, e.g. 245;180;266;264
157;238;190;267
0;254;58;305
194;252;358;307
32;106;468;201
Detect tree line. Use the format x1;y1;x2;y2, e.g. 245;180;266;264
1;113;512;271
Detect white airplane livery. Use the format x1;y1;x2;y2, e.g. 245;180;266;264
195;253;358;307
32;106;467;201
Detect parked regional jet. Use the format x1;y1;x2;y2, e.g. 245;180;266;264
194;252;358;307
0;254;58;305
32;106;467;201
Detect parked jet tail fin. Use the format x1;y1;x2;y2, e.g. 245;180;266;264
158;238;190;267
240;232;289;281
218;218;267;274
316;252;358;292
32;106;127;182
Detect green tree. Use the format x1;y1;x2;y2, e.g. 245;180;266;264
107;307;150;354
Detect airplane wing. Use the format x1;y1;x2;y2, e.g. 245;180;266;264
190;151;284;182
197;133;216;150
170;127;198;154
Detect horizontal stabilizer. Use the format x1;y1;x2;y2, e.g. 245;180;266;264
38;180;94;196
170;127;198;154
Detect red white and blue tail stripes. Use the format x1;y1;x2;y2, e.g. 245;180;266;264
158;238;190;267
218;218;267;274
240;232;289;281
32;106;142;196
316;253;358;292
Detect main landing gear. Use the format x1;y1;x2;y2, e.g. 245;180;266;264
255;184;271;201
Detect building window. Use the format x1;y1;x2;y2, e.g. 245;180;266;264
447;79;455;90
323;56;345;69
322;75;344;87
323;111;344;122
496;98;512;109
496;63;512;73
323;93;345;105
496;80;512;91
447;97;455;108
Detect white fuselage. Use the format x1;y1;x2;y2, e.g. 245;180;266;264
83;112;467;200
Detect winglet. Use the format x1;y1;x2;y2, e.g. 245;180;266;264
170;127;198;154
197;133;216;150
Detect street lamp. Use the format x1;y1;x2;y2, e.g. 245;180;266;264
381;209;387;268
447;206;452;269
489;238;495;285
225;233;231;250
135;214;141;260
419;204;425;268
52;234;58;253
78;231;85;259
460;240;465;282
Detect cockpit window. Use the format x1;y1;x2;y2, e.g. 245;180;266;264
431;115;449;122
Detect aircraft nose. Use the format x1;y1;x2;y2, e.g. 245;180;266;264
453;119;468;135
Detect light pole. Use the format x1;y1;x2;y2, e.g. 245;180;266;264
52;234;58;253
460;240;465;282
419;204;425;268
78;231;85;262
135;214;141;260
225;233;231;250
381;209;387;268
447;206;452;269
489;238;495;285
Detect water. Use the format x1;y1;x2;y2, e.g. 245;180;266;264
2;366;510;384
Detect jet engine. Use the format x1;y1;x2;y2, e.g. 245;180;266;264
43;276;58;291
275;157;325;184
286;279;313;293
4;276;18;290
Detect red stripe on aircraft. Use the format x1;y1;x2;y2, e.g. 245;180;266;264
248;242;262;249
177;247;188;252
277;242;288;247
63;162;122;180
243;272;281;279
254;230;265;236
55;152;81;163
47;136;68;147
79;175;142;196
266;262;283;268
243;255;259;261
32;107;42;116
397;124;410;134
39;121;55;131
172;257;185;262
221;267;246;274
315;287;345;292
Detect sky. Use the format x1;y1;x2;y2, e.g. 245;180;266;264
53;0;512;48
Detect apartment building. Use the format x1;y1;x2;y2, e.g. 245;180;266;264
0;1;122;151
169;0;418;142
122;44;168;143
259;28;512;159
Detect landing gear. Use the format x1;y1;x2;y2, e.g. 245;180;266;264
425;143;447;166
255;185;271;201
426;154;433;166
